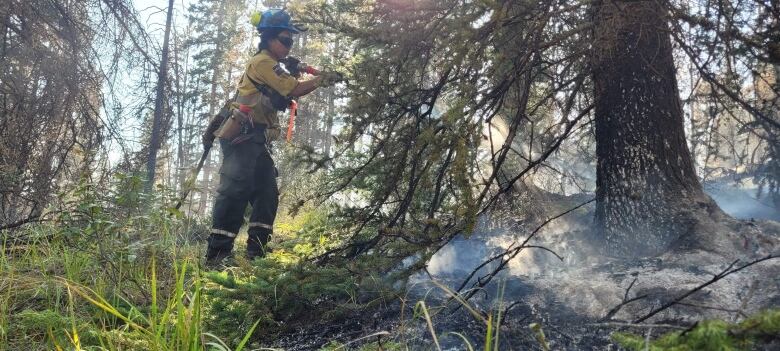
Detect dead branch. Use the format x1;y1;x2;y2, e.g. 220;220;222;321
0;214;43;231
633;254;779;323
455;198;595;300
599;277;648;322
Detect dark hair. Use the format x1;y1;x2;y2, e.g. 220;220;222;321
258;28;284;51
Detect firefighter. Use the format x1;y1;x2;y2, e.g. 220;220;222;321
205;9;341;266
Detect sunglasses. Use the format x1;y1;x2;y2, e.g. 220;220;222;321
277;36;294;49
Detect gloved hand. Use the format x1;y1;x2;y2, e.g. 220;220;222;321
202;132;216;148
203;108;230;148
279;56;302;77
319;71;344;87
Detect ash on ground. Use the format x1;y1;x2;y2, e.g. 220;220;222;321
274;185;779;350
399;189;780;350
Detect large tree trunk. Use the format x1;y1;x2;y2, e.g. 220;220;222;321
754;63;780;209
592;0;721;256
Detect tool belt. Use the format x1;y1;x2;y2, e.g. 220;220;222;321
206;72;289;145
214;108;250;141
229;124;268;145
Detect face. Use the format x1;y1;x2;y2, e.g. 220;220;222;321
270;30;293;59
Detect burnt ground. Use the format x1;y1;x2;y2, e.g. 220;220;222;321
273;253;779;350
271;192;780;350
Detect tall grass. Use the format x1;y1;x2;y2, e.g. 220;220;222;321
0;173;246;350
407;279;509;351
1;234;257;351
405;279;551;351
60;258;258;351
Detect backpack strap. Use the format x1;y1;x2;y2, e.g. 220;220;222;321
245;74;292;111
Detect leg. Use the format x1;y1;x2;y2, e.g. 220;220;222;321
247;146;279;260
205;139;257;265
206;192;249;263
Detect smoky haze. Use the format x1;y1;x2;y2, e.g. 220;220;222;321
705;181;780;221
425;182;779;279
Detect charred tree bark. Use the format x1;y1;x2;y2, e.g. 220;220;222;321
592;0;720;256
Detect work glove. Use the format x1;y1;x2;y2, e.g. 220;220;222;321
279;56;302;78
319;71;344;87
203;109;229;148
202;131;216;148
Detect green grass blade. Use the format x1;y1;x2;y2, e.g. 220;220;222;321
429;280;487;325
235;319;261;351
415;301;442;351
484;313;493;351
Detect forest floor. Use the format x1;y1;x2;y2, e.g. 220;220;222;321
271;184;780;350
1;181;779;350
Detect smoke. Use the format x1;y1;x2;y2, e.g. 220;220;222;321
705;181;780;221
412;170;780;349
425;181;779;282
425;205;592;279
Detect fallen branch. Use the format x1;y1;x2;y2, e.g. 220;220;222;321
455;198;595;300
330;331;391;351
0;214;44;231
589;322;687;330
675;302;748;318
599;277;648;322
633;254;779;323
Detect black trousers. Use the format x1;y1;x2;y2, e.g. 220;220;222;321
206;132;278;261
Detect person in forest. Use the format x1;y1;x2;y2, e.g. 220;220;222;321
203;9;341;266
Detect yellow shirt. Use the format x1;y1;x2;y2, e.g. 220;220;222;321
237;50;299;97
235;50;299;140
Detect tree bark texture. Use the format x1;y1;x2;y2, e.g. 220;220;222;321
592;0;716;256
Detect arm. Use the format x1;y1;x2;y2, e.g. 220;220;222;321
289;76;323;97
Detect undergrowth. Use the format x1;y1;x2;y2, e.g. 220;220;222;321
3;172;778;350
0;173;396;350
613;309;780;351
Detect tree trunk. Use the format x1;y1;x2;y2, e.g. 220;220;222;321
754;63;780;209
592;0;721;256
324;38;340;155
174;26;188;195
197;0;228;216
145;0;175;192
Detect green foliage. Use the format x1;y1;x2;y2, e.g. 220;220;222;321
0;173;208;350
12;309;98;345
203;255;366;343
199;206;402;345
613;309;780;351
320;340;405;351
2;170;396;349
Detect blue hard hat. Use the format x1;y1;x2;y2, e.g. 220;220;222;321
256;9;302;34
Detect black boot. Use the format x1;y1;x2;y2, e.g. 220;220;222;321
246;230;271;261
205;233;236;269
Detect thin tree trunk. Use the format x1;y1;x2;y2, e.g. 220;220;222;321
754;63;780;208
592;0;720;256
145;0;175;192
1;12;9;121
174;27;186;194
198;0;228;216
324;38;340;155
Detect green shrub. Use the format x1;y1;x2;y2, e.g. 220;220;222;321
203;257;361;344
613;309;780;351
